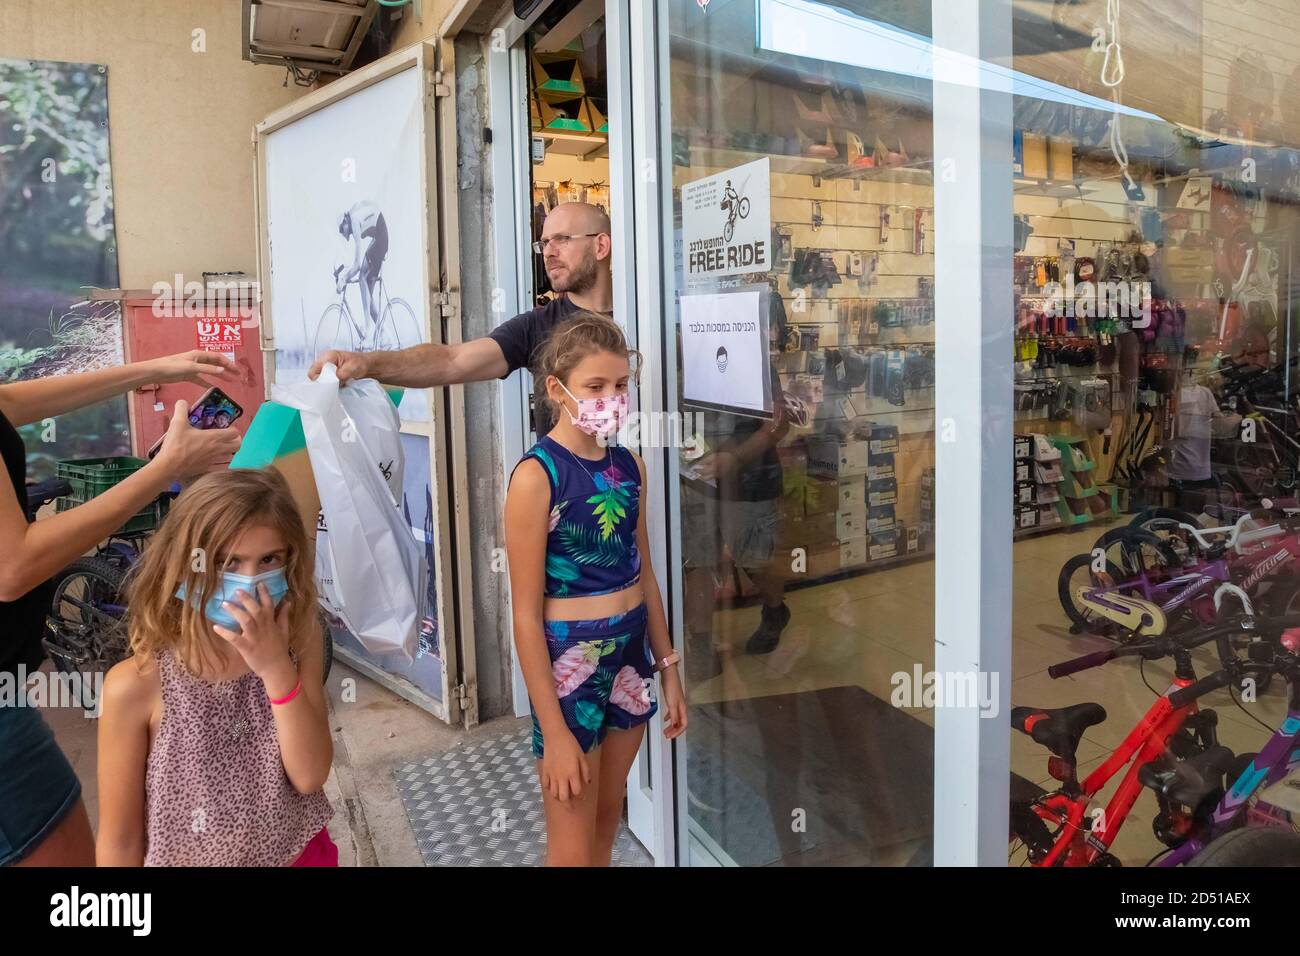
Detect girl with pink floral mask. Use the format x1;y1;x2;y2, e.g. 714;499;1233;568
504;312;687;866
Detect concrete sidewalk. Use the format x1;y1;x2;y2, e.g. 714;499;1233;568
42;658;528;866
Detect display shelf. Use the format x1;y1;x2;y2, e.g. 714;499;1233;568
1054;500;1094;525
688;145;829;177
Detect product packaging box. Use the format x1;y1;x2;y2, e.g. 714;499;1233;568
836;504;866;541
867;503;896;533
803;475;840;516
807;436;870;479
838;476;866;510
868;476;898;506
868;528;899;560
865;423;900;458
840;535;867;568
867;453;896;480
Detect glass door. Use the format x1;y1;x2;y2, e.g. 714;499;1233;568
648;0;943;866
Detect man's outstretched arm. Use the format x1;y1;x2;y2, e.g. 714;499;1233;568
309;336;510;388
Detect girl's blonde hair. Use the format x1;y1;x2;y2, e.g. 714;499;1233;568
125;468;318;677
538;311;641;417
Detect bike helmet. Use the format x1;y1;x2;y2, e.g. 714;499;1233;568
781;394;811;428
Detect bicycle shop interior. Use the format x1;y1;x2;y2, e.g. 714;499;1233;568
650;0;1300;867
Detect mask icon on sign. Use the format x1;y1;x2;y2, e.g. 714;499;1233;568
716;347;729;372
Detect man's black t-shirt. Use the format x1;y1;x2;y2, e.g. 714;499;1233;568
488;296;582;377
488;296;613;435
0;408;53;675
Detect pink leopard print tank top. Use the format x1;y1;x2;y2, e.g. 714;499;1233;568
143;650;334;866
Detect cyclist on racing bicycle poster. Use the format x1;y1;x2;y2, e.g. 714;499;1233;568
336;200;388;347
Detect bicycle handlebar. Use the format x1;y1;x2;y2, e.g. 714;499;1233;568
1048;649;1116;679
1047;613;1300;680
1168;670;1232;707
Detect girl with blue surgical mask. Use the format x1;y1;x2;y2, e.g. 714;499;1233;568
96;468;336;867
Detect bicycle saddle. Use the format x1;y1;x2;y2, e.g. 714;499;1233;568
24;478;71;521
1011;703;1106;761
1137;745;1234;808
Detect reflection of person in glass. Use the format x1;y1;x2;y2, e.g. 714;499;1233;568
682;293;791;683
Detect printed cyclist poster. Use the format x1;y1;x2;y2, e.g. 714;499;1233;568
262;68;429;423
681;157;771;286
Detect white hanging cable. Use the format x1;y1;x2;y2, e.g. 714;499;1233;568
1099;0;1134;191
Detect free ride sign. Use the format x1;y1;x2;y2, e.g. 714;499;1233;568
682;157;771;282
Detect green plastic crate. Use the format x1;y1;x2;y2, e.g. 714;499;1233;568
55;456;163;533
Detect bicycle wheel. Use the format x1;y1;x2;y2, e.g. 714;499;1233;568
375;296;423;352
43;556;130;711
1188;825;1300;866
1091;527;1180;580
314;303;357;355
1129;507;1204;563
1057;552;1126;629
1229;435;1282;499
738;196;751;218
723;219;734;243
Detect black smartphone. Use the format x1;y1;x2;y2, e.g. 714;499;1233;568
147;386;244;460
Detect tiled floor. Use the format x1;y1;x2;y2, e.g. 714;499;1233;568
684;514;1292;866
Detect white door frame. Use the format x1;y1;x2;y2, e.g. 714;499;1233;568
929;0;1014;866
484;11;538;720
606;0;677;863
485;1;676;862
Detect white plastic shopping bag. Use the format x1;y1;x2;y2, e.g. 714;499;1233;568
272;364;424;660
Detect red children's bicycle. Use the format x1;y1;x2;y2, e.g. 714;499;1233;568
1010;616;1247;866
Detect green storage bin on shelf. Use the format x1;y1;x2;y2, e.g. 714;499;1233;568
55;456;164;534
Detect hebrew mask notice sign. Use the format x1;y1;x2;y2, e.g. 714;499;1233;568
682;157;771;282
680;289;772;417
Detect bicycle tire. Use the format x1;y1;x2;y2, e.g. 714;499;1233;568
51;556;127;632
43;556;130;711
1129;507;1205;562
375;296;423;352
723;219;734;243
1187;825;1300;866
1089;527;1180;579
314;302;357;355
738;196;751;218
1229;434;1282;499
1058;552;1126;629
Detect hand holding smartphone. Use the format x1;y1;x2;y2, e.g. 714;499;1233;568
148;386;244;460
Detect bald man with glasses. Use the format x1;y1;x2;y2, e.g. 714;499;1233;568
310;201;614;434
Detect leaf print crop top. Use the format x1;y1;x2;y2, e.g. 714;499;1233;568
514;435;642;597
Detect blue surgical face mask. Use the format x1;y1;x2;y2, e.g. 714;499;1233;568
175;567;289;631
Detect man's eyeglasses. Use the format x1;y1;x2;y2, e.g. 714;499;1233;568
533;233;603;254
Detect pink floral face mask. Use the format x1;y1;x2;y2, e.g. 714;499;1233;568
556;380;628;440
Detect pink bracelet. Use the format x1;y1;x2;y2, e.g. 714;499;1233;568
268;677;302;706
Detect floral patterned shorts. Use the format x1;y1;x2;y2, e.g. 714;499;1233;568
531;603;657;758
